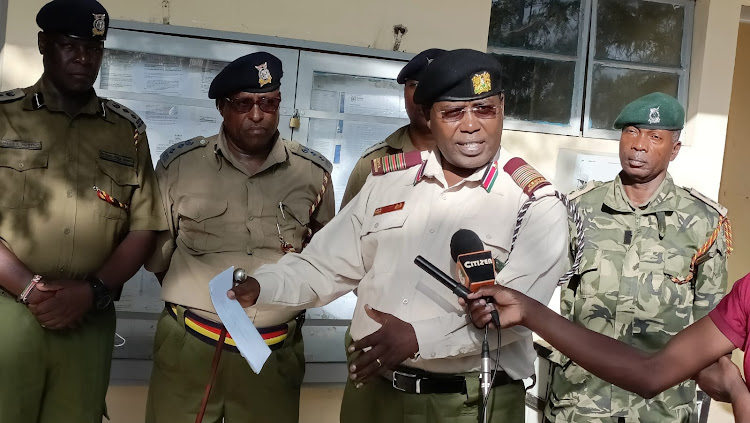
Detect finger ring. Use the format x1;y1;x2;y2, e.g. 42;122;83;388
376;358;382;368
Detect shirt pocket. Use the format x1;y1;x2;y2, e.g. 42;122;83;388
574;248;602;298
361;206;409;237
0;150;49;209
660;250;695;307
278;202;311;251
176;198;228;254
94;159;139;220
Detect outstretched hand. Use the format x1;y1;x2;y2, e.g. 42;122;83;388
347;305;419;385
459;285;527;329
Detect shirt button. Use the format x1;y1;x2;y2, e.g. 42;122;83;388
430;353;436;358
67;190;74;198
248;216;254;221
68;155;74;162
441;194;446;200
58;265;65;272
195;212;201;219
17;162;24;169
63;227;71;235
374;223;379;228
402;299;408;304
429;228;435;233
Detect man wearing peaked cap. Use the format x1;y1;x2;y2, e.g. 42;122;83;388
227;48;570;423
544;92;730;423
340;48;445;208
144;51;334;423
0;0;167;422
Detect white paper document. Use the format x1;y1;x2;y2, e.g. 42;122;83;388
208;267;271;373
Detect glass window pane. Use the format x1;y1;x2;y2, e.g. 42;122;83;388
589;65;679;130
488;0;582;56
493;54;576;125
595;0;684;67
310;72;406;119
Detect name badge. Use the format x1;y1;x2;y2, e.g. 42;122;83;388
374;202;405;216
99;150;135;167
0;140;42;150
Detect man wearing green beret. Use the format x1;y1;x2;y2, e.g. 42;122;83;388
545;92;730;423
0;0;167;422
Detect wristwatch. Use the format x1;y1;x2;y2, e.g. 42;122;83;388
87;276;112;310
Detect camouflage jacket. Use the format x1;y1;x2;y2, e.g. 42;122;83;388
545;174;729;423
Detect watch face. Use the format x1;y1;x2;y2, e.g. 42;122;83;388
96;294;112;310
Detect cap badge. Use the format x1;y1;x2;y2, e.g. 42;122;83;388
255;62;272;87
92;14;106;37
472;71;492;95
648;106;661;124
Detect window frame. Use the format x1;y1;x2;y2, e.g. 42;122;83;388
582;0;694;140
487;0;592;137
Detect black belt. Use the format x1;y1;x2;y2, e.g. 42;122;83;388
383;368;517;395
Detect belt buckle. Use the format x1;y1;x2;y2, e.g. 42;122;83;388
392;370;420;394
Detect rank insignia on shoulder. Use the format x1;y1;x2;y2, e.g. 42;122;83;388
104;100;147;134
687;187;728;217
159;137;209;167
360;140;388;158
0;88;25;103
503;157;550;197
287;141;333;173
371;151;423;176
568;181;603;200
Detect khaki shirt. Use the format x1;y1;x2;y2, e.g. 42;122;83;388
340;125;415;208
547;175;729;422
0;79;166;280
147;128;335;327
254;147;570;376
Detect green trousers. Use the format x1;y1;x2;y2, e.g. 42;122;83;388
0;292;116;423
146;308;305;423
340;329;526;423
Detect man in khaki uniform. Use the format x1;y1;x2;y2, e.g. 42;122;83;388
145;52;335;423
340;48;444;208
229;49;570;423
0;1;166;422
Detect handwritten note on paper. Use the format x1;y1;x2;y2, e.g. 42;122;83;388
208;267;271;374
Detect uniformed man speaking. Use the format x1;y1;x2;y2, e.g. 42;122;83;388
144;52;335;423
0;1;167;422
545;93;730;423
229;49;570;423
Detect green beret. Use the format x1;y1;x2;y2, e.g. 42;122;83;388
37;0;109;40
413;49;504;105
208;52;283;99
613;92;685;131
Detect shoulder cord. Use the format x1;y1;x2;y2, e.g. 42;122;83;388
673;216;733;285
509;191;585;285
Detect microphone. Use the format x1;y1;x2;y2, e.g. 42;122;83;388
451;229;496;292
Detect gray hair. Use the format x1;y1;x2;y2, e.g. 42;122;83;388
672;130;681;142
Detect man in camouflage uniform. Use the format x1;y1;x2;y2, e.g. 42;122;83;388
0;1;166;422
340;48;444;208
545;92;730;423
144;52;334;423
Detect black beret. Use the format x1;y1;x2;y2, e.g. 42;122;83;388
37;0;109;40
413;49;504;105
208;52;283;99
396;48;446;84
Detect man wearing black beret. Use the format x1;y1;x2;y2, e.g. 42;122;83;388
0;0;167;422
227;49;570;422
144;51;335;423
340;48;445;208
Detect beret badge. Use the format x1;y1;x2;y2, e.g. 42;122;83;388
472;71;491;95
648;106;661;125
255;62;272;87
92;13;106;37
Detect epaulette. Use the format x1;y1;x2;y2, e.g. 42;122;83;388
286;140;333;173
104;100;146;134
159;136;209;167
371;150;423;176
360;140;388;158
503;157;551;197
568;181;604;200
686;187;728;217
0;88;25;103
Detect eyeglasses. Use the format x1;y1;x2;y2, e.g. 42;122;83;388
438;105;500;122
224;96;282;113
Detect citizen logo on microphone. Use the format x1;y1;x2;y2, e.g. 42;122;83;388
463;258;493;268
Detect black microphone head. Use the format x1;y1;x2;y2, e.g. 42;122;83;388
450;229;484;261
